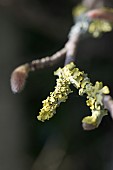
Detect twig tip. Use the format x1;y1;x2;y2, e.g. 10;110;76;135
10;64;29;93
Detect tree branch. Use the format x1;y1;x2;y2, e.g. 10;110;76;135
87;8;113;22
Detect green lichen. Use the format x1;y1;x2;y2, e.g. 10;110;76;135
38;62;110;129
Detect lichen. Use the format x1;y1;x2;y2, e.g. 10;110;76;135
72;4;87;17
88;20;112;37
72;4;113;37
37;63;75;121
38;62;110;129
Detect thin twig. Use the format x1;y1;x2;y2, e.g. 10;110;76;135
29;48;67;71
82;0;103;9
64;31;81;65
10;47;67;93
10;21;82;93
87;9;113;22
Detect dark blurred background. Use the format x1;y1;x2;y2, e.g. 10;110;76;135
0;0;113;170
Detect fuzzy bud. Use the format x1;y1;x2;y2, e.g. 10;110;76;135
10;64;30;93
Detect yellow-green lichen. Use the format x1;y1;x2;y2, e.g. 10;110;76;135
37;63;75;121
38;62;110;129
72;4;113;38
88;20;112;37
72;4;87;17
82;110;108;128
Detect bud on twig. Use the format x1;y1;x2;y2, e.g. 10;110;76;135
10;64;30;93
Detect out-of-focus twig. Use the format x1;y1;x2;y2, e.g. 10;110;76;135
87;8;113;22
82;0;103;9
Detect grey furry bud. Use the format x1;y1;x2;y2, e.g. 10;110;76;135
10;64;30;93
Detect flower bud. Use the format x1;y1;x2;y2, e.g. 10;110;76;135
10;64;29;93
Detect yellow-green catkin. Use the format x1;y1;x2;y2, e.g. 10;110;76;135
38;62;110;128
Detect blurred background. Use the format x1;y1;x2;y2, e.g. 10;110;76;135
0;0;113;170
